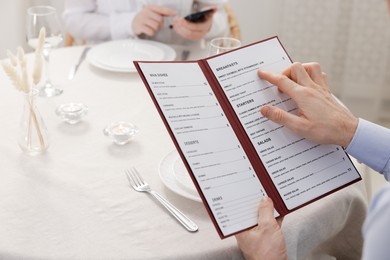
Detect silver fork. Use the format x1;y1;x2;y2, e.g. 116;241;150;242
125;167;198;232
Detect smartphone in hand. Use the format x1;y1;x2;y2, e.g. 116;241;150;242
184;9;214;23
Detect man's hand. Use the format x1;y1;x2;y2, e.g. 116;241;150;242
259;62;358;148
235;197;287;260
171;7;215;41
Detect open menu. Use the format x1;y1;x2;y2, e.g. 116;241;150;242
134;36;361;239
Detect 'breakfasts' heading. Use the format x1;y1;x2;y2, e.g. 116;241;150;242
215;62;238;71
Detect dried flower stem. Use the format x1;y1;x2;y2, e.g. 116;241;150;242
27;93;45;149
2;27;47;153
27;99;33;149
32;28;45;85
7;50;18;67
2;62;23;91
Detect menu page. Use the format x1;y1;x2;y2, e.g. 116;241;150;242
206;38;361;209
138;62;276;237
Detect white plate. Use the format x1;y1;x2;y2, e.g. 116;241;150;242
173;155;197;192
88;39;176;72
159;150;201;202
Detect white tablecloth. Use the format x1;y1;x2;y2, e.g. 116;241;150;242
0;45;368;260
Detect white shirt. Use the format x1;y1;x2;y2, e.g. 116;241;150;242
63;0;229;45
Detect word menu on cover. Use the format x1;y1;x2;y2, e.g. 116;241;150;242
134;37;361;239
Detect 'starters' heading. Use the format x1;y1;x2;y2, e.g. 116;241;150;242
215;62;238;71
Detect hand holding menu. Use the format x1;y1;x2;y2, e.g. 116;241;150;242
134;37;361;239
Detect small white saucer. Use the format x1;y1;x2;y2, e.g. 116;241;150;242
159;150;201;202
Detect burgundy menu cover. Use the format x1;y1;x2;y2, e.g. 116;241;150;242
134;36;361;239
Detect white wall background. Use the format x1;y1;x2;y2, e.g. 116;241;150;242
230;0;390;123
0;0;64;54
0;1;30;54
1;0;390;123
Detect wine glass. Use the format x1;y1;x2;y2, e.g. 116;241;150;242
26;6;63;97
208;37;241;56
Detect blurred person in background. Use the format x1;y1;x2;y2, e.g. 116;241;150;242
62;0;229;45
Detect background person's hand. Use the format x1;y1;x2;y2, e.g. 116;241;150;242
259;62;358;148
235;197;287;260
132;4;176;37
171;7;216;41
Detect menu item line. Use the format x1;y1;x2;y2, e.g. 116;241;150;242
170;115;222;123
188;147;240;158
312;158;347;175
196;157;247;168
222;199;260;213
165;104;218;112
177;125;230;135
208;176;257;190
159;94;211;99
153;83;206;88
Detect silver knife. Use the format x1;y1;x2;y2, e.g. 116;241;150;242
68;47;91;80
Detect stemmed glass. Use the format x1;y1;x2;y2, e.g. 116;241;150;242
26;6;63;97
208;37;241;56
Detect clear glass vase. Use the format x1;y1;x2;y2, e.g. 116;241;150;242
18;88;49;155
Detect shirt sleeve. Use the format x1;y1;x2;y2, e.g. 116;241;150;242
63;0;111;42
62;0;139;42
109;12;137;40
346;118;390;181
362;184;390;260
346;119;390;259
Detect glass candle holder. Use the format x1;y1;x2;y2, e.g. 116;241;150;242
56;103;88;124
103;121;139;145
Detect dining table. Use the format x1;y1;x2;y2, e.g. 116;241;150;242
0;41;369;260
